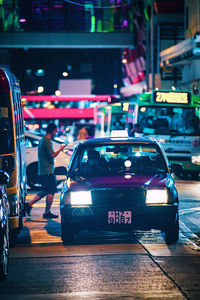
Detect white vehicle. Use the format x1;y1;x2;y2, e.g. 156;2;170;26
101;90;200;179
67;122;95;142
25;131;76;190
136;90;200;179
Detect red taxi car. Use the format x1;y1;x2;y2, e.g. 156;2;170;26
60;134;182;245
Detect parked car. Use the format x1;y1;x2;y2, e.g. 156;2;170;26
60;133;182;245
0;170;10;280
67;122;95;142
25;131;75;190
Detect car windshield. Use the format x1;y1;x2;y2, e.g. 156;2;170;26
138;106;200;136
70;143;168;178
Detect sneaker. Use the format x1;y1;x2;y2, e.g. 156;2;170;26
25;202;32;216
43;212;58;219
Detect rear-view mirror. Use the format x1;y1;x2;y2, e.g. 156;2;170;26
54;166;67;176
106;147;128;153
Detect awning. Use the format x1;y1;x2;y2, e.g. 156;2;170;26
160;33;200;67
21;95;112;102
23;108;94;119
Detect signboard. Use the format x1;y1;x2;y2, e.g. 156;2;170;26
23;107;94;119
153;91;191;104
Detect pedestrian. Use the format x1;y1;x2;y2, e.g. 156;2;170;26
128;123;140;137
128;123;134;137
77;126;89;140
25;122;66;219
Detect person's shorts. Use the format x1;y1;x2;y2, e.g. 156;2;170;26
38;174;57;195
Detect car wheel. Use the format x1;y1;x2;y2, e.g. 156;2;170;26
0;224;9;280
26;163;42;190
163;215;179;245
61;218;75;245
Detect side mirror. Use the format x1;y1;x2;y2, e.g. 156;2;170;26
54;166;67;176
2;155;15;173
170;163;183;174
0;170;10;184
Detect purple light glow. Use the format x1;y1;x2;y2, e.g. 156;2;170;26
53;5;63;8
19;19;26;23
123;20;128;26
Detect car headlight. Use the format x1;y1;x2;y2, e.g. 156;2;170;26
192;155;200;165
146;189;168;204
70;191;92;206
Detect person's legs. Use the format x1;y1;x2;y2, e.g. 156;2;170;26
29;192;45;207
25;174;58;218
25;175;47;216
43;174;58;219
43;193;58;218
44;193;54;214
25;190;46;215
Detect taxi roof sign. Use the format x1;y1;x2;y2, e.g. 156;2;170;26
110;130;129;138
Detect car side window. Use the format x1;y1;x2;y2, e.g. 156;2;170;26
25;137;40;148
31;137;39;147
25;138;32;148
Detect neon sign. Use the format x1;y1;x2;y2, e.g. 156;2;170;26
153;91;191;104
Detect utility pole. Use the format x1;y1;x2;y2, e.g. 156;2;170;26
150;2;155;91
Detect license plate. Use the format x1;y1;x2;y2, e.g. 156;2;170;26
108;211;132;224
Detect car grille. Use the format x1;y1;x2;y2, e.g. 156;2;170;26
91;187;146;207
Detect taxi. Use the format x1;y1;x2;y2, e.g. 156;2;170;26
60;131;182;245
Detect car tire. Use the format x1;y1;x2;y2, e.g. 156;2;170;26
26;162;42;190
61;218;75;245
0;224;9;280
163;215;179;245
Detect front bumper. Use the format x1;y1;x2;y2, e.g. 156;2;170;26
61;204;178;232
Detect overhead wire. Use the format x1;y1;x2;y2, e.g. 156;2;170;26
64;0;133;9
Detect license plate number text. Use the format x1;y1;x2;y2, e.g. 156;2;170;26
108;211;131;224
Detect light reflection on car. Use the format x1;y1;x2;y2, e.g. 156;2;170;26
60;136;182;245
0;170;10;280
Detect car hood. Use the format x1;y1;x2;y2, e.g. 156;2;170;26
69;173;170;190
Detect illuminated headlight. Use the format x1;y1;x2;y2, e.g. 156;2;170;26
146;189;168;204
192;155;200;165
70;191;92;206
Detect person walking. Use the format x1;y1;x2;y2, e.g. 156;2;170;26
77;126;89;140
25;122;66;219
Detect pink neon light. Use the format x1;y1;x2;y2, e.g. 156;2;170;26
21;95;114;102
23;108;94;119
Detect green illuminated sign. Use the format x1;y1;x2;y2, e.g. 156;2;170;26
153;91;191;104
